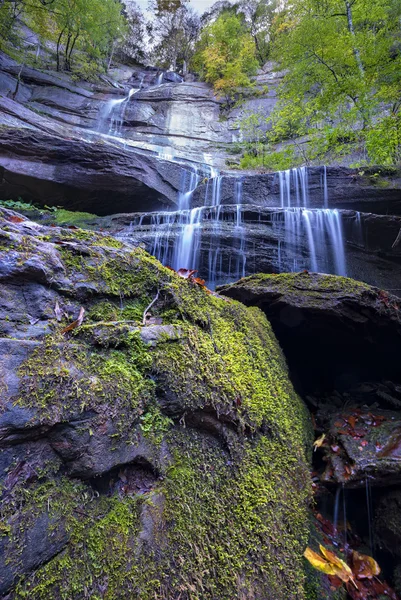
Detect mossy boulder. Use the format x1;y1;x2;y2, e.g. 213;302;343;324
0;208;315;599
218;272;401;396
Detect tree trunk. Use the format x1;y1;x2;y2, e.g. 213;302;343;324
56;27;65;72
64;32;72;71
345;1;364;77
68;32;79;69
12;64;23;100
107;40;116;72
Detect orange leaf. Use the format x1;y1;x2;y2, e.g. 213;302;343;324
61;307;85;335
352;551;381;580
7;215;25;223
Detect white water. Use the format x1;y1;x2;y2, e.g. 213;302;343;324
273;208;347;276
279;167;309;207
98;87;137;136
275;167;347;275
120;164;350;286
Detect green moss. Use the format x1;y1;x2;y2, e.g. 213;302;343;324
140;403;174;444
52;208;97;227
16;331;154;430
4;225;315;599
224;271;372;295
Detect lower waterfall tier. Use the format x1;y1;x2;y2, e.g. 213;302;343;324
114;207;401;292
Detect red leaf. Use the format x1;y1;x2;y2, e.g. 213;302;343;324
347;415;357;428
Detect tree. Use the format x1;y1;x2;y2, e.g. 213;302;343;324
268;0;401;164
149;0;200;72
117;1;147;63
192;12;259;100
237;0;278;64
0;0;126;75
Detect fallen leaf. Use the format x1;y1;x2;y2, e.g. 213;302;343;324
319;545;355;584
303;547;338;576
331;445;340;453
193;277;206;286
348;415;357;428
351;550;380;580
6;215;25;223
177;268;197;279
61;307;85;335
313;433;326;451
304;546;356;587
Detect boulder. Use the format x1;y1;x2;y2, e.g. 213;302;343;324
218;272;401;392
0;208;315;599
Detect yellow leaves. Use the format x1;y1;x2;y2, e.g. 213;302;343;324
304;545;356;587
313;433;326;451
352;550;381;580
319;545;354;584
303;547;338;576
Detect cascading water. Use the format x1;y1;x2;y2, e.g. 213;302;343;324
98;87;136;136
232;178;246;280
279;166;309;207
118;164;352;287
274;167;347;276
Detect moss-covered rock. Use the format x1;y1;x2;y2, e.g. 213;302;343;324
218;272;401;401
0;209;314;599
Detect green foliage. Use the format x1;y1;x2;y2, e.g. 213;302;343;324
1;0;125;76
240;145;300;171
237;0;401;169
140;404;173;443
192;12;259;100
149;2;200;71
365;113;401;165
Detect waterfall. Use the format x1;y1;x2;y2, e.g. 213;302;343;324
118;164;349;287
276;166;347;275
98;87;136;136
233;178;246;280
273;208;347;275
155;72;164;86
279;167;309;207
323;165;329;208
171;166;202;270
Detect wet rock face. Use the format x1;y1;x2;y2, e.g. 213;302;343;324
0;208;313;599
